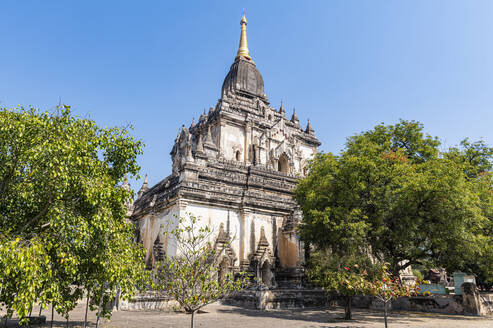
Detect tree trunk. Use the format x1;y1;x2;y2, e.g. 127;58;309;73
96;288;105;328
384;300;388;328
115;282;120;311
190;310;195;328
50;304;54;328
84;292;90;328
39;305;42;317
344;296;352;320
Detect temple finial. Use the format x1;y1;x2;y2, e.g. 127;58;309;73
196;132;205;154
137;174;149;199
199;109;207;123
235;11;253;62
291;108;299;126
305;119;314;135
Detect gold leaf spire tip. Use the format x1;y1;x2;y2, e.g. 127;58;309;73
241;9;247;24
235;11;253;62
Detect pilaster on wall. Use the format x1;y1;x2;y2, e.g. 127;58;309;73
239;207;250;265
271;215;278;255
218;119;225;158
177;200;188;219
217;120;226;158
244;122;252;163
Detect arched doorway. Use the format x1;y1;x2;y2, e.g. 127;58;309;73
278;154;289;173
261;261;272;287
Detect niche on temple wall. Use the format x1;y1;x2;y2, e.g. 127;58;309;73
152;236;166;263
218;256;229;282
230;144;243;162
278;153;290;173
261;260;273;287
277;226;299;269
300;159;308;176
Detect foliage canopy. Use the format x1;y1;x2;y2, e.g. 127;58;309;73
296;120;493;280
0;106;146;322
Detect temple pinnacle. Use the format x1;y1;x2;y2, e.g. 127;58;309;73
137;174;149;199
279;100;285;115
235;11;253;62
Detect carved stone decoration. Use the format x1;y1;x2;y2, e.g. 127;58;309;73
195;133;205;155
214;223;237;278
152;235;166;262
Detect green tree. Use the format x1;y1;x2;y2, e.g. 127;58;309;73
445;138;493;289
308;249;378;320
0;106;146;324
308;250;418;325
153;214;249;328
0;237;49;322
366;264;417;328
296;120;492;279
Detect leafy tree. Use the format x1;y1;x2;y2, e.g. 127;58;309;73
446;139;493;289
367;264;417;328
308;249;379;320
296;120;492;279
153;214;249;328
446;138;493;178
308;250;418;325
0;106;146;324
0;237;49;322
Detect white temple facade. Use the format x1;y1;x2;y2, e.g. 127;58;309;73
130;13;320;287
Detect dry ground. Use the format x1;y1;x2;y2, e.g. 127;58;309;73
2;300;493;328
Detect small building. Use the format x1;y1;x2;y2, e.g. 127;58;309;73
130;13;320;287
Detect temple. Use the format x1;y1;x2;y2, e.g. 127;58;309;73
130;12;320;288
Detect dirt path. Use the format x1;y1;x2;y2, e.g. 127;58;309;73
3;300;493;327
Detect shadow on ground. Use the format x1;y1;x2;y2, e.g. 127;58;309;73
2;318;94;328
216;304;483;327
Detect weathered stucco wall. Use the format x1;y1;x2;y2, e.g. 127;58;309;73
277;231;299;269
180;203;242;264
138;193;307;281
222;124;245;161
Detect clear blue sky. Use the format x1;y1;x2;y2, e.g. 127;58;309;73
1;1;492;190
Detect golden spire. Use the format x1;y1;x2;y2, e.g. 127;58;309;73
235;10;253;62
